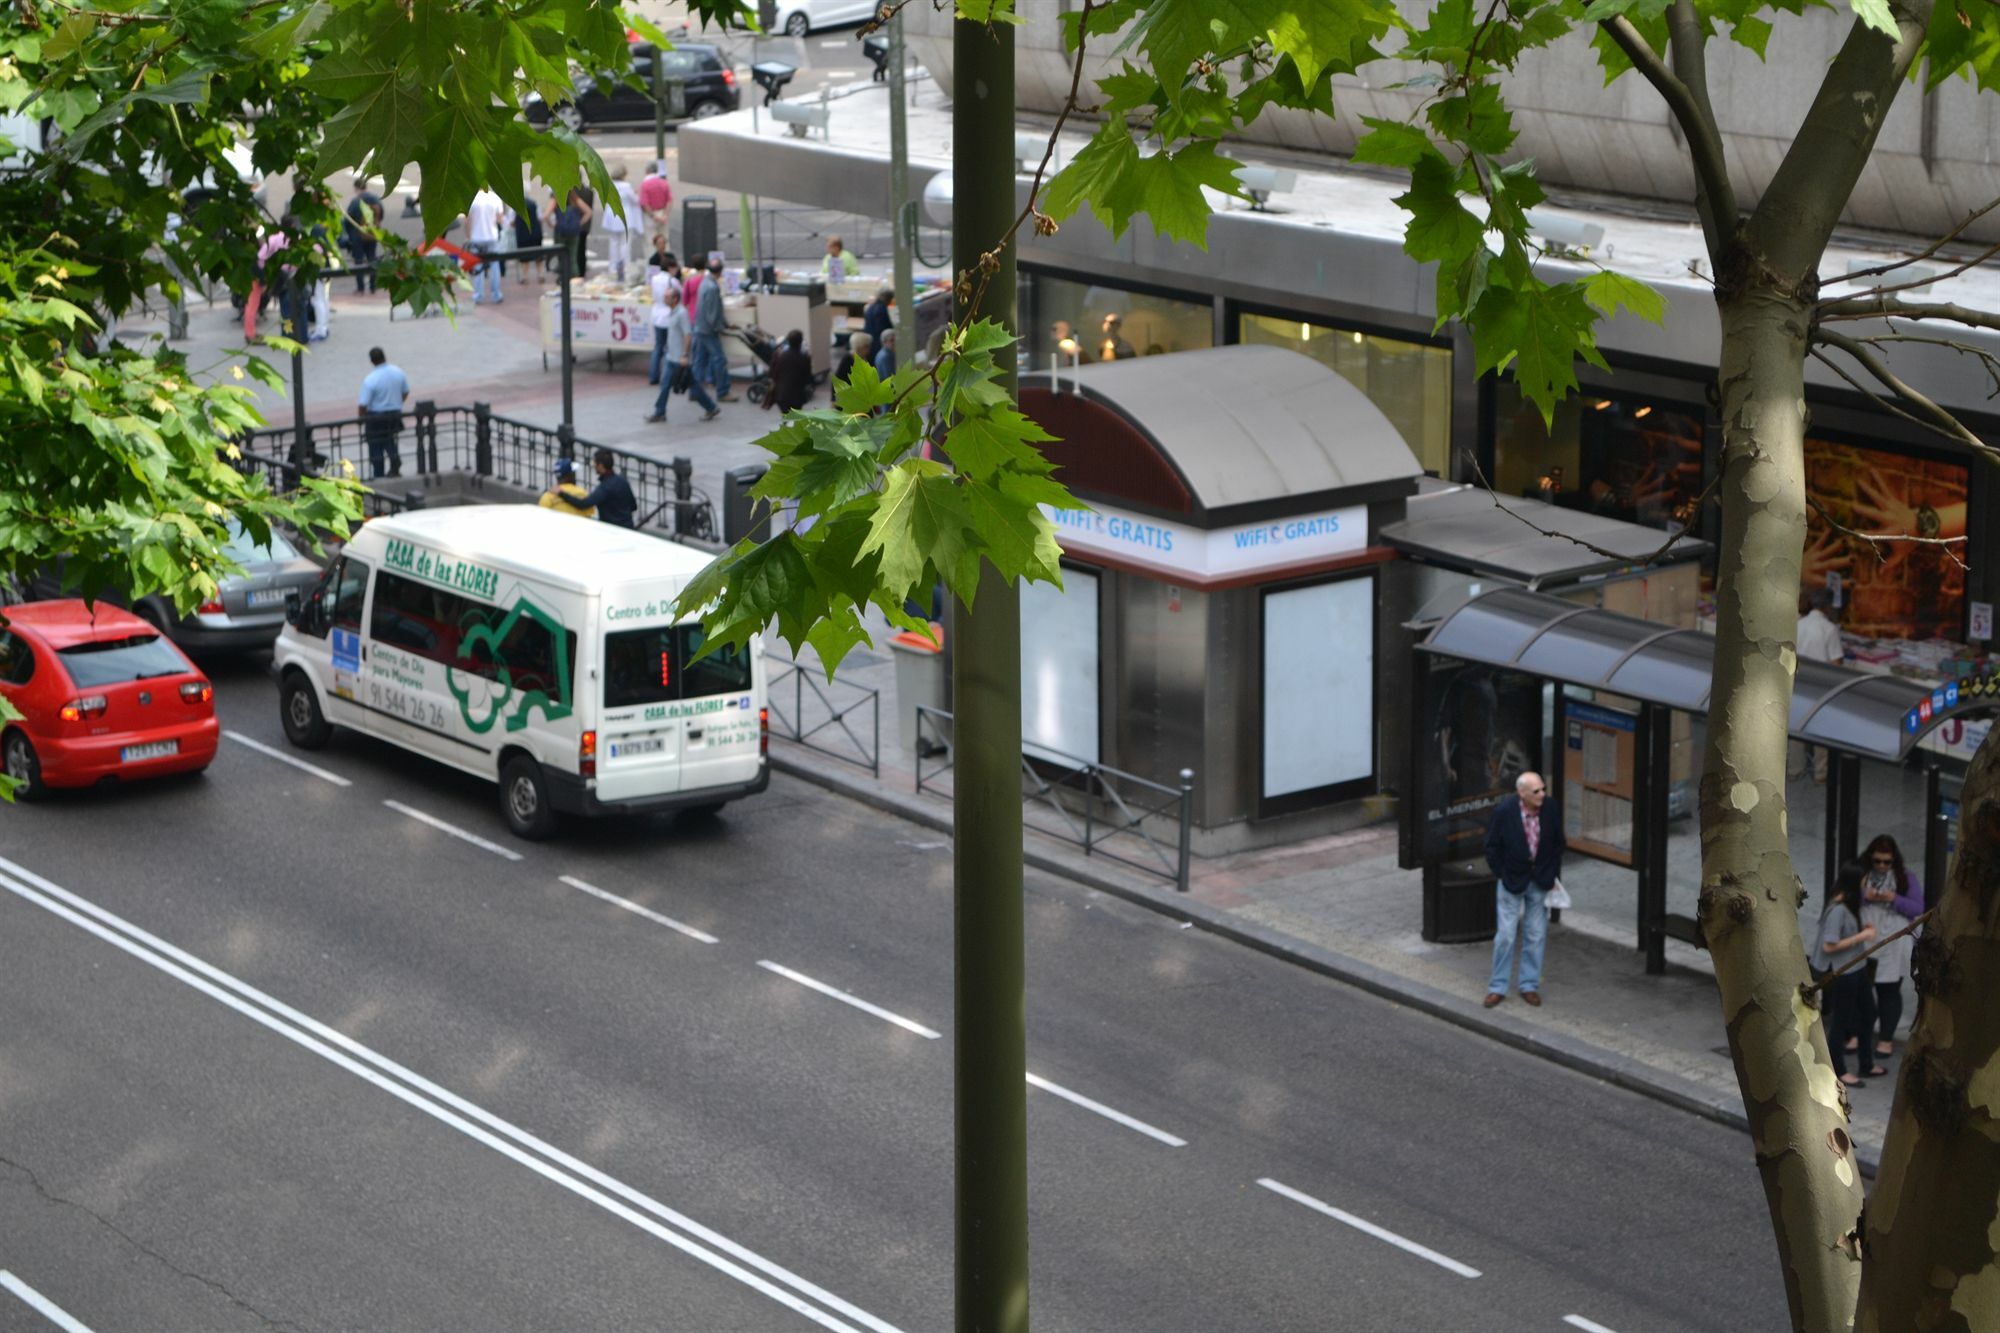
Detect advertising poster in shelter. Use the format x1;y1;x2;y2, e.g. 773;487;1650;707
1562;700;1638;867
1802;438;1969;641
1415;658;1544;865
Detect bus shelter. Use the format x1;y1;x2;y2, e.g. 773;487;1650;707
1401;586;1996;973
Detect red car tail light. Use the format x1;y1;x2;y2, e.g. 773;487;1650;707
180;680;213;705
59;695;108;722
759;707;769;756
580;729;598;779
721;66;736;87
198;599;224;615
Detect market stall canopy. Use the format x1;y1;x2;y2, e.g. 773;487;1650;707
1381;482;1713;588
1417;586;1965;762
1018;345;1424;525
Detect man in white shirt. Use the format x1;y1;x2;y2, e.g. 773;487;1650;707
465;186;509;305
602;164;640;285
642;274;718;424
1795;588;1844;781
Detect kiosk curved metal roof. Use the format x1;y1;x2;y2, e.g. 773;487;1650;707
1017;345;1423;523
1418;587;1944;762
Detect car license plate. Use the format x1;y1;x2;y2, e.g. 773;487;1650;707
609;737;665;759
247;588;289;608
120;740;179;763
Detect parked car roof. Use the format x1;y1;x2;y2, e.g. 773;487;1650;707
5;599;154;648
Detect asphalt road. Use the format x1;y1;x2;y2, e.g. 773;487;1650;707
0;653;1788;1332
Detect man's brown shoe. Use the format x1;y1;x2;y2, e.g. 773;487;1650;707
1482;993;1504;1008
1522;991;1542;1007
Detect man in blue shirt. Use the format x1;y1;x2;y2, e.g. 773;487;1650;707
357;346;410;479
580;448;638;528
873;327;896;381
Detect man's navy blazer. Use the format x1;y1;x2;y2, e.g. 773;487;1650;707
1484;793;1565;894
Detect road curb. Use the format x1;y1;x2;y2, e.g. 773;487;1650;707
768;746;1882;1177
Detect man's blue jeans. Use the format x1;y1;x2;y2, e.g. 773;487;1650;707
471;242;503;303
693;331;730;399
1489;882;1548;996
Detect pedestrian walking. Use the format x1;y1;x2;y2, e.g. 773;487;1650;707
693;256;734;402
640;159;673;246
1859;834;1923;1060
548;187;591;281
466;185;509;305
538;458;596;517
357;346;411;480
1810;860;1881;1088
580;448;638;528
642;280;717;424
342;177;384;293
603;164;639;284
862;284;894;343
763;329;813;412
1482;770;1565;1007
872;327;897;381
512;198;544;285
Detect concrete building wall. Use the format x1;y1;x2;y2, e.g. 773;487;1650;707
903;3;2000;244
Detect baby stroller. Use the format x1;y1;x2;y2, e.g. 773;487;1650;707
728;324;780;405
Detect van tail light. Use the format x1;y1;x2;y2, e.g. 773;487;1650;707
759;707;769;756
59;695;108;722
198;599;224;615
180;680;213;705
580;729;597;779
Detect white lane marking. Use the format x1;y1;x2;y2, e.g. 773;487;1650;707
1564;1318;1619;1333
0;855;903;1333
560;875;718;944
383;800;524;861
1257;1177;1482;1279
224;731;352;787
820;68;857;78
0;1271;95;1333
756;961;941;1039
816;38;843;46
1026;1072;1186;1147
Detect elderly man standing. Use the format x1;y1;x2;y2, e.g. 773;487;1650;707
1482;770;1565;1008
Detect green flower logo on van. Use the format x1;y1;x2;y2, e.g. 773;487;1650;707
445;597;574;734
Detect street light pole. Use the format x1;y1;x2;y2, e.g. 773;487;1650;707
888;9;915;337
558;240;574;428
951;14;1026;1333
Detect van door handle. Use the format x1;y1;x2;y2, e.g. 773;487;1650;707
687;729;703;741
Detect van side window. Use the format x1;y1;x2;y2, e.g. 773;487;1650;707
370;571;575;706
332;558;369;631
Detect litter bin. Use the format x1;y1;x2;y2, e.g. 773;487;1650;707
1422;859;1496;944
722;464;769;545
680;196;718;265
889;625;946;756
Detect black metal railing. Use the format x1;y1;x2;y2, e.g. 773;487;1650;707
767;657;880;777
235;402;719;541
912;706;1195;892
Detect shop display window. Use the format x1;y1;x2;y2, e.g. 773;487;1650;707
1020;270;1212;371
1489;380;1707;531
1803;437;1969;643
1239;313;1454;477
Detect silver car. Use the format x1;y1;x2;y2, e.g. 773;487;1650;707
21;523;324;654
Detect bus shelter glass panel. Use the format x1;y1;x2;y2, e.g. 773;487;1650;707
1020;567;1100;764
1263;575;1374;799
1239;313;1453;478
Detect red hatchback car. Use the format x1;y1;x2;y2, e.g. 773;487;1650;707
0;600;219;798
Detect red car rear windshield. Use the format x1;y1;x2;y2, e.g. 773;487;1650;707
57;635;189;687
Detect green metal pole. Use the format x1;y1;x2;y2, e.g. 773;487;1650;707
951;14;1026;1333
653;52;667;171
888;9;915;338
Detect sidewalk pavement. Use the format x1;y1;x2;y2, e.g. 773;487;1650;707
763;611;1906;1171
120;266;1904;1166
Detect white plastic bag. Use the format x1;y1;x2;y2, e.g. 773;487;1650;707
1547;880;1573;911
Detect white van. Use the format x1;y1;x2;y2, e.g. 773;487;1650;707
274;506;768;838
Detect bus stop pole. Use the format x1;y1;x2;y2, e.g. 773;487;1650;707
559;241;574;428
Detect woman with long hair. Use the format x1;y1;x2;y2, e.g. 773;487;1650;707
1810;860;1879;1088
1860;833;1924;1060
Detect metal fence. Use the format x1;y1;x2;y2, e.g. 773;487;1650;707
912;706;1195;892
235;402;719;540
766;658;880;777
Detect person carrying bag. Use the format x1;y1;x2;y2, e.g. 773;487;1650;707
1810;860;1882;1088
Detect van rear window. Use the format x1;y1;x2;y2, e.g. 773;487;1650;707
604;625;752;709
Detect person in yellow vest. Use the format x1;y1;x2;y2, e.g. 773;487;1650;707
538;458;596;517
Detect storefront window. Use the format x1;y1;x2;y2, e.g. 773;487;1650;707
1020;271;1211;371
1240;313;1453;477
1803;437;1969;643
1489;380;1707;531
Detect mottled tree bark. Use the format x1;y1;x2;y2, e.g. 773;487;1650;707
1698;288;1868;1331
1859;732;2000;1330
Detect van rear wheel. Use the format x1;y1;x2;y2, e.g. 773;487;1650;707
281;673;332;749
501;755;558;840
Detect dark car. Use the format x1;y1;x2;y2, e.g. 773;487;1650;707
525;43;740;130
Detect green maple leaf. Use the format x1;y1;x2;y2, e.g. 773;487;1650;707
1426;83;1516;155
1353;118;1437;168
833;357;898;414
1583;270;1667;324
962;474;1065;586
945;408;1057;481
1395;152;1483;264
1471;280;1603;421
1849;0;1900;36
316;74;428;186
860;459;974;602
1268;0;1396;88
